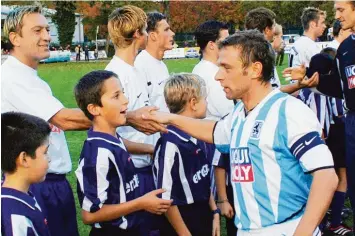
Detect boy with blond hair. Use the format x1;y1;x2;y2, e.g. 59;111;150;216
74;70;172;236
153;73;220;236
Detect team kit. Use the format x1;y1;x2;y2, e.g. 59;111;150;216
1;1;355;236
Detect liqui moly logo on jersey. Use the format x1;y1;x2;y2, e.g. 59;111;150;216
230;147;255;183
345;65;355;89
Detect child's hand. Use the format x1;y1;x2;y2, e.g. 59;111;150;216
212;213;220;236
140;189;173;215
219;201;234;219
282;64;306;81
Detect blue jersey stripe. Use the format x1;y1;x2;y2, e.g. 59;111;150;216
248;92;286;227
232;118;248;228
275;99;310;222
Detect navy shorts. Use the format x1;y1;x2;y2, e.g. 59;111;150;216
160;201;213;236
326;120;346;168
30;174;79;236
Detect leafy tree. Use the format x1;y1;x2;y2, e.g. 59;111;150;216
52;1;76;47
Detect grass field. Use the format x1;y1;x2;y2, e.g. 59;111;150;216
37;58;351;235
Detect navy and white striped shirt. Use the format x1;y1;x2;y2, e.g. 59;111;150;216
1;187;50;236
153;126;214;205
75;129;143;230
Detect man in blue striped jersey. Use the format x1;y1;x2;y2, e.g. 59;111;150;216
143;30;338;235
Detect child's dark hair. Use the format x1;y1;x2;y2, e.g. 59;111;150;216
74;70;118;120
1;112;51;173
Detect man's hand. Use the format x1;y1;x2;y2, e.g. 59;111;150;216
212;214;220;236
218;201;234;219
297;72;319;89
126;106;167;135
141;110;174;126
282;64;306;81
139;189;173;215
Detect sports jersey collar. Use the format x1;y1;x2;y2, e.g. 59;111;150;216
200;59;218;69
113;55;134;69
242;89;281;116
1;187;37;210
6;56;37;76
142;50;163;63
167;125;198;144
87;128;123;146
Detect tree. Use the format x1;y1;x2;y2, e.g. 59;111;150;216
52;1;76;47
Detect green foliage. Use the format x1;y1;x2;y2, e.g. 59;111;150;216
52;1;76;47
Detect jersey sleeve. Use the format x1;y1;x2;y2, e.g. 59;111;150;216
2;81;64;121
213;112;234;154
76;145;112;212
285;98;334;173
317;57;343;99
155;139;181;205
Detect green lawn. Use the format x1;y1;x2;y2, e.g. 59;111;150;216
37;58;352;235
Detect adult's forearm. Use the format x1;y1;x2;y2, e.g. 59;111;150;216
294;169;338;236
168;114;216;143
49;108;91;131
317;74;343;99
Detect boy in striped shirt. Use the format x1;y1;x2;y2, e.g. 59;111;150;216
1;112;51;236
74;70;172;236
153;73;220;236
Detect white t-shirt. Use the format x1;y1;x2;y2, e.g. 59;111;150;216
289;36;330;136
327;39;340;50
192;59;234;121
105;56;156;168
134;50;169;112
1;56;71;174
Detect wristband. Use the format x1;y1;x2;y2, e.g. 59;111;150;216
212;208;221;216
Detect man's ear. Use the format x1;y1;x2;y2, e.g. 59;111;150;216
9;32;20;47
87;103;101;118
149;31;157;41
250;61;263;80
17;151;30;168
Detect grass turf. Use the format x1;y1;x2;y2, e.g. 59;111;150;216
37;57;352;235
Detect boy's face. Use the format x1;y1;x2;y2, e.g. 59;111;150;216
194;95;208;119
98;77;129;127
27;139;50;183
10;13;51;61
272;31;284;52
314;15;327;37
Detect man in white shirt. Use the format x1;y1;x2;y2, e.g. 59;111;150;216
135;12;175;112
1;6;90;236
193;20;234;121
289;7;330;138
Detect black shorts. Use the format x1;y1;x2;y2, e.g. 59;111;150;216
160;201;213;236
326;121;346;168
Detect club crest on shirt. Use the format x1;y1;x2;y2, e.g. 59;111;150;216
230;147;254;183
345;65;355;89
250;120;264;140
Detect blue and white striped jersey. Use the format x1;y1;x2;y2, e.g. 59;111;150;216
213;89;334;230
1;187;50;236
75;129;143;230
153;126;215;205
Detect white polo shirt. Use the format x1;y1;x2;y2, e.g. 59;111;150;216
192;59;234;121
106;56;156;168
134;50;169;112
1;56;71;174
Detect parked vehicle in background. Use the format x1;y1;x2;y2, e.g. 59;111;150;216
185;48;200;58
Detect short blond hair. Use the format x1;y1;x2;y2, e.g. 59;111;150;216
3;5;42;49
108;5;147;48
274;23;282;36
164;73;207;114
